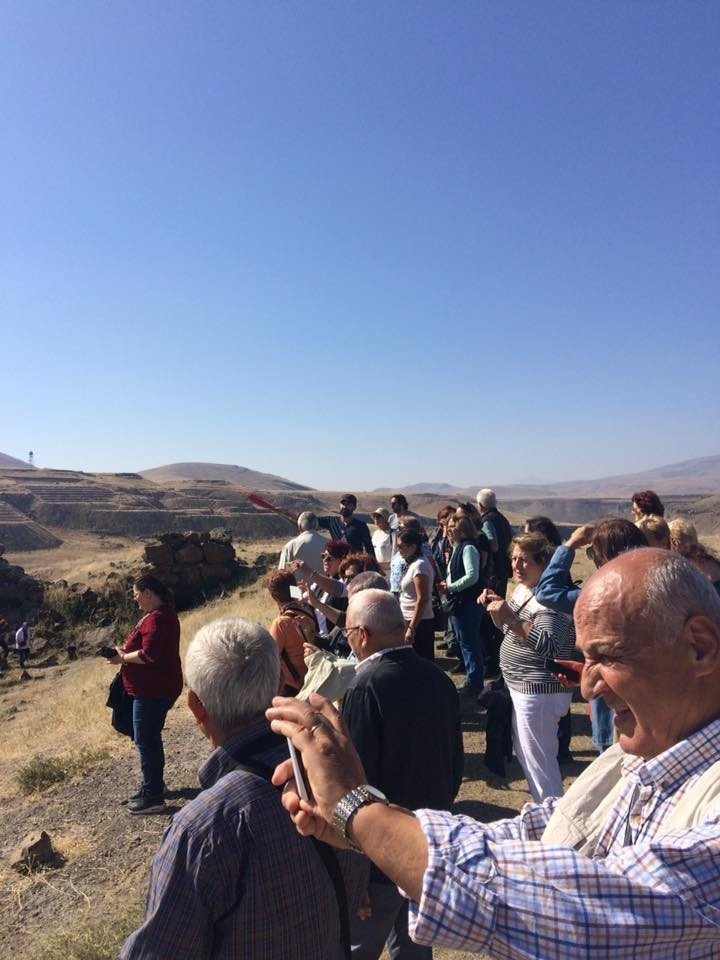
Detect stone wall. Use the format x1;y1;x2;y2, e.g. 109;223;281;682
141;528;251;608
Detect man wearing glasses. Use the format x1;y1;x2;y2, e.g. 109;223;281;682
330;589;462;960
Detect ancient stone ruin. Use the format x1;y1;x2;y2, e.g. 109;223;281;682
141;527;252;608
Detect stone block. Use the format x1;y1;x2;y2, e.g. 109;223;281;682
179;566;202;587
202;541;235;565
143;544;174;567
209;527;233;544
175;543;204;565
201;563;232;583
10;831;55;872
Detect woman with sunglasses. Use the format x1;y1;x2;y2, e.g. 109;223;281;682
290;540;350;635
302;553;379;631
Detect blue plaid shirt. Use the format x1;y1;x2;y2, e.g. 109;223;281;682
408;716;720;958
121;718;363;960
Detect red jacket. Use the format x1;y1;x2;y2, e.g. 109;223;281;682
121;605;182;701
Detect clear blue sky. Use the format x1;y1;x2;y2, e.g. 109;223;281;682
2;1;718;490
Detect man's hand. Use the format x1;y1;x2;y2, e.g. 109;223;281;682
267;694;367;843
565;524;595;549
289;559;313;581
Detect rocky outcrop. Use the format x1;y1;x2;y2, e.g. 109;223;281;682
0;544;44;615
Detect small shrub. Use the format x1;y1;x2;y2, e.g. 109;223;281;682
101;579;139;630
44;582;89;624
15;748;110;795
37;903;144;960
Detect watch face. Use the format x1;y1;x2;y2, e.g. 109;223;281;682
364;785;388;802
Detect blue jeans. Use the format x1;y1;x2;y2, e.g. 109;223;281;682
450;599;484;690
132;697;173;798
591;698;614;752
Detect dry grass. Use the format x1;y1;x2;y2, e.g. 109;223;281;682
33;901;145;960
7;530;145;584
15;748;111;795
0;568;280;802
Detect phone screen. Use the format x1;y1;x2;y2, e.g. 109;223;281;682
287;739;310;802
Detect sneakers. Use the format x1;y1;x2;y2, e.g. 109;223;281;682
128;795;167;815
122;782;168;805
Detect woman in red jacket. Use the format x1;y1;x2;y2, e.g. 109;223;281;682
112;575;182;814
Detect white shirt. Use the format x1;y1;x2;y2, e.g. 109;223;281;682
399;557;434;622
372;529;393;566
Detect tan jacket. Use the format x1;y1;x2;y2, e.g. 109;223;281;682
542;743;720;854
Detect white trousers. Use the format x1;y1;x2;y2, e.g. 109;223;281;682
509;689;573;803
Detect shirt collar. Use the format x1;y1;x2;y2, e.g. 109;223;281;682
198;715;272;790
356;644;413;675
620;714;720;791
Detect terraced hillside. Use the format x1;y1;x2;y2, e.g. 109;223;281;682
0;469;317;549
0;495;62;550
1;468;717;553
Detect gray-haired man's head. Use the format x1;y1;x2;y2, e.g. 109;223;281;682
297;511;319;532
185;618;279;731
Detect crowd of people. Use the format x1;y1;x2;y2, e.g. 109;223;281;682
5;484;719;957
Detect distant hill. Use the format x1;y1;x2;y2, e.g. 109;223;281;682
500;454;720;498
140;462;312;491
374;482;463;494
377;455;720;499
0;451;35;470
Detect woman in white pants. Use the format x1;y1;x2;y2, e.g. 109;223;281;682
483;533;575;802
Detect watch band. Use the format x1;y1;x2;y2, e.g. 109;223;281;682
331;785;389;850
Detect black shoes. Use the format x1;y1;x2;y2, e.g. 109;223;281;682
128;795;167;815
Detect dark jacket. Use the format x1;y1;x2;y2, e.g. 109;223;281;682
341;646;463;880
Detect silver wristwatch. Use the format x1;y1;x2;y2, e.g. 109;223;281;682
331;785;389;850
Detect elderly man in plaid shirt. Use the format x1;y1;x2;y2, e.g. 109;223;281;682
121;618;366;960
269;548;720;959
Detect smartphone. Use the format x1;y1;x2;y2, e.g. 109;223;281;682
287;738;310;802
545;658;581;682
99;646;117;659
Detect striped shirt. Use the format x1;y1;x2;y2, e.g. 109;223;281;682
408;715;720;958
499;583;575;694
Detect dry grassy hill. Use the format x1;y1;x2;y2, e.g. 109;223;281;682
0;452;34;470
140;461;312;491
